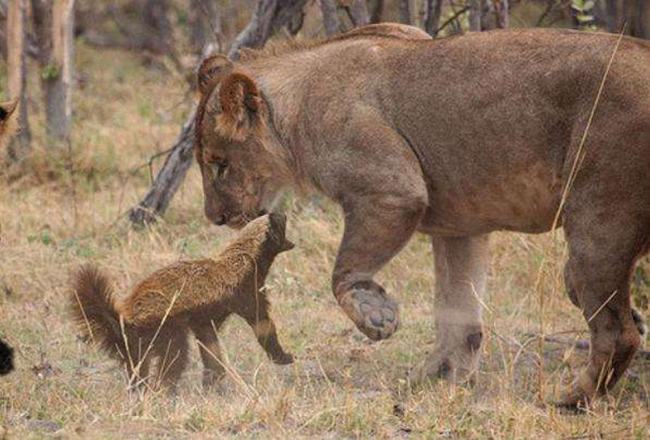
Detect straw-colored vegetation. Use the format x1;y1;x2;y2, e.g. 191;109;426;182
0;42;648;439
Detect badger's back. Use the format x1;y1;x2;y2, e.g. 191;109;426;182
118;256;258;326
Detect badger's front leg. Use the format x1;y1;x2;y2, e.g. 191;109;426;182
333;194;426;340
410;235;490;385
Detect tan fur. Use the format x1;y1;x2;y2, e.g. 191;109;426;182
0;100;19;150
194;24;650;405
198;54;233;95
215;72;264;142
70;214;294;392
0;99;19;375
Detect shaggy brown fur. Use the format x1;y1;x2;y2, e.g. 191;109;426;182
194;24;650;406
70;214;294;391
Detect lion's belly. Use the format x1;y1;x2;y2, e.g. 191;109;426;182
417;163;563;236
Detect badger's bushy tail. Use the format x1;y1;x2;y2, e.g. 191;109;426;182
70;265;127;360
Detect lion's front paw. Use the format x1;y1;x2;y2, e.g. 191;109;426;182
338;281;400;341
408;353;453;387
408;344;479;388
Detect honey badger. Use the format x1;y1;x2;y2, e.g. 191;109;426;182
70;213;294;391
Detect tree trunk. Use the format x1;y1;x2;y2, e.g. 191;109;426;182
369;0;384;24
605;0;620;33
6;0;30;160
627;0;648;39
47;0;75;142
346;0;370;27
131;0;310;225
424;0;442;36
320;0;341;36
468;0;482;31
190;0;222;53
493;0;508;29
31;0;76;143
398;0;413;25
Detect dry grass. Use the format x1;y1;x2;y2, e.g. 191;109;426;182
0;43;649;439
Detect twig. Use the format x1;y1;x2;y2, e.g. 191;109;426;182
128;145;175;183
434;6;470;36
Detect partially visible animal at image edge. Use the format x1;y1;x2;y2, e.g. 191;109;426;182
0;99;19;376
70;213;295;391
194;23;650;407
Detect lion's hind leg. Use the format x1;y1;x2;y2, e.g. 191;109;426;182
559;204;647;406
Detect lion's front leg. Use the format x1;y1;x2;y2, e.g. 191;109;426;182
410;234;490;386
332;195;426;341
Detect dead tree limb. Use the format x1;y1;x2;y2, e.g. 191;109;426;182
320;0;341;36
526;333;650;361
128;109;196;225
228;0;309;60
129;0;309;226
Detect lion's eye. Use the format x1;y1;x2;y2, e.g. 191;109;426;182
211;157;229;179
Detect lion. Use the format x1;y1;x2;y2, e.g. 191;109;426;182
0;99;18;376
194;25;649;406
70;213;294;392
0;99;18;150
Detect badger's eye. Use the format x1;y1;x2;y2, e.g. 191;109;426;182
211;157;229;178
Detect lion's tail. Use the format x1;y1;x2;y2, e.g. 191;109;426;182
70;265;129;360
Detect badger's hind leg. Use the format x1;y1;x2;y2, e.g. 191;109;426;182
153;332;189;394
190;317;227;390
238;296;293;365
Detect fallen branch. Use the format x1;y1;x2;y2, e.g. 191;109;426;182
128;0;309;226
525;333;650;361
128;109;195;226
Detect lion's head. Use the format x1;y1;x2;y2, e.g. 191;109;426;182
194;55;291;229
0;100;19;149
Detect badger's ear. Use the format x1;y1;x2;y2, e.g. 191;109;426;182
0;99;18;122
198;54;233;95
216;72;262;141
280;238;295;253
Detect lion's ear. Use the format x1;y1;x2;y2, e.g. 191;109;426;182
217;72;262;142
198;55;233;95
0;99;18;122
